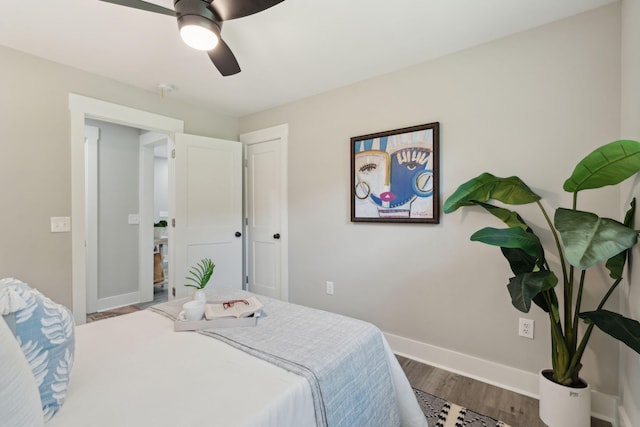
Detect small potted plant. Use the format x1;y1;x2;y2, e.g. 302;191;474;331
154;220;168;238
444;139;640;427
184;258;215;303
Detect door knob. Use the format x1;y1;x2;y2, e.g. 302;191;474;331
235;231;242;237
273;233;280;239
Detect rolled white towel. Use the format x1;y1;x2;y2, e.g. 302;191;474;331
0;278;27;315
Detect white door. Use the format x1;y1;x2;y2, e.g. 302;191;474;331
242;125;288;300
170;134;243;299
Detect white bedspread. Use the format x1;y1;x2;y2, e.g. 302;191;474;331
48;309;427;427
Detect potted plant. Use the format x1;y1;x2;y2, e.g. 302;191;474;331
184;258;215;303
443;139;640;427
154;220;168;238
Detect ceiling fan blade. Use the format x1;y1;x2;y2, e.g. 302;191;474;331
207;39;241;76
208;0;285;21
99;0;176;17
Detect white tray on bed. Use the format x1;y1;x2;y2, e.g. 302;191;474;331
174;315;258;331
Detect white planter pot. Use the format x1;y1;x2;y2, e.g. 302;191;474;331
154;227;166;238
192;289;207;303
539;370;590;427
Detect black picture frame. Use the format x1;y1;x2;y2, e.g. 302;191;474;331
351;122;440;224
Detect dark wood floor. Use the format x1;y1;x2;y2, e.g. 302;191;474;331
134;285;168;309
397;355;611;427
86;286;167;322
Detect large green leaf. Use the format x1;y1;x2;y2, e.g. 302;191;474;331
533;288;559;315
501;247;538;275
475;202;530;231
580;310;640;354
507;271;558;313
554;208;638;270
563;140;640;192
444;173;541;213
606;199;636;279
471;227;543;259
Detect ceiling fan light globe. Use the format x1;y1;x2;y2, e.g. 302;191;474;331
180;25;219;51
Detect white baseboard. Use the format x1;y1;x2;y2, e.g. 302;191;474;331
618;406;631;427
384;332;619;425
96;291;139;312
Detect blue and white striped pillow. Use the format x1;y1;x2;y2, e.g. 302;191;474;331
6;279;75;422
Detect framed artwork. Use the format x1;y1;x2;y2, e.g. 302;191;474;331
351;122;439;223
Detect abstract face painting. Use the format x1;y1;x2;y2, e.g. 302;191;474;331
351;123;439;223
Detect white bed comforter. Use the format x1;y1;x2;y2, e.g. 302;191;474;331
48;309;427;427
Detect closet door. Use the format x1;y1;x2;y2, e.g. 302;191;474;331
241;124;288;301
170;134;243;299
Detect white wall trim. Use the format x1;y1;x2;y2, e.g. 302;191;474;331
385;332;619;425
69;93;184;325
139;132;169;306
69;95;184;131
619;405;632;427
96;291;140;312
84;125;99;314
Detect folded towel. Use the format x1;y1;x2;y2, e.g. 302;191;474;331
0;278;28;315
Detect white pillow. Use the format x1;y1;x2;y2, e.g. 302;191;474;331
9;279;75;421
0;315;45;427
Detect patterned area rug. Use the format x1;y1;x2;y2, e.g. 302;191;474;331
414;388;512;427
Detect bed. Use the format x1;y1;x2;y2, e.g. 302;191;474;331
4;283;427;427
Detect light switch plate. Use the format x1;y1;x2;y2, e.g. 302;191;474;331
128;214;140;225
50;217;71;233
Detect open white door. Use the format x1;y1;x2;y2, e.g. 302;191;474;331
170;133;243;299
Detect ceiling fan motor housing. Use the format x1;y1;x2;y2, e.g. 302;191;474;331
175;0;223;35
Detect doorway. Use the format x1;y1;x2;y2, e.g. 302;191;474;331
69;94;288;325
70;94;184;325
84;119;169;314
70;94;245;325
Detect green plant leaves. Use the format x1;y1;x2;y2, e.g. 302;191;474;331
554;208;638;270
475;202;530;231
443;173;541;213
184;258;215;289
507;271;558;313
564;140;640;192
501;247;538;275
580;310;640;354
533;290;559;319
471;227;543;259
606;199;636;279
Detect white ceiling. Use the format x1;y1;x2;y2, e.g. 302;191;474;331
0;0;616;117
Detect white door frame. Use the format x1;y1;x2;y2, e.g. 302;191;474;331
84;127;163;312
138;132;168;305
69;94;184;325
84;125;99;314
240;124;289;301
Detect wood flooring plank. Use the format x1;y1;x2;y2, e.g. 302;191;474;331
397;355;611;427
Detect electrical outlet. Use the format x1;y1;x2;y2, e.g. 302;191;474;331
50;217;71;233
519;318;534;339
326;281;334;295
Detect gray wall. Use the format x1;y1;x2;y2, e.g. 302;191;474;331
620;0;640;424
240;4;623;397
86;119;141;300
0;44;238;309
1;1;637;421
